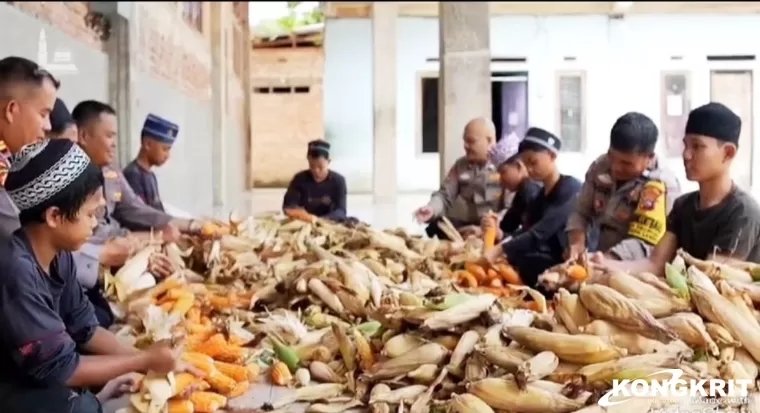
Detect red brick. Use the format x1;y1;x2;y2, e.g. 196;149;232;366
10;1;103;50
250;47;324;187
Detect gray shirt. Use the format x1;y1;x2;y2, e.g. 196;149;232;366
0;188;20;239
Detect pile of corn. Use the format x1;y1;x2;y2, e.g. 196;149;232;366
109;214;760;412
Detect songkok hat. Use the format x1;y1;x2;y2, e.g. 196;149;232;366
5;139;93;211
142;114;179;145
489;132;521;167
50;98;74;134
685;102;741;145
307;139;330;158
519;127;562;153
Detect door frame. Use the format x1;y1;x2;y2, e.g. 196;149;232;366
709;69;754;189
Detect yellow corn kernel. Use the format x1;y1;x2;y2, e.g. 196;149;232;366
160;301;176;312
227;380;249;398
195;334;227;358
149;278;184;299
228;335;248;347
213;361;249;382
168;399;195;413
171;292;196;317
352;329;375;371
201;316;212;326
215;345;246;364
271;360;292;386
174;372;210;396
189;391;227;413
247;363;261;382
186;322;215;336
166;287;189;300
187;307;202;324
181;352;216;376
207;370;237;395
208;295;233;310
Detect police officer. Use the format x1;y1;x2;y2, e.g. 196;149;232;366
71;100;199;327
567;112;681;261
123;114;179;212
414;117;511;239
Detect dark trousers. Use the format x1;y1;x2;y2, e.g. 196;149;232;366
86;283;114;330
509;251;561;297
0;385;102;413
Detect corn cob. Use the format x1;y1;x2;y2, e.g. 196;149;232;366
692;284;760;362
448;330;480;373
515;351;559;389
705;322;739;347
309;361;345;383
295;368;311;386
475;345;533;372
659;312;719;357
160;301;175;312
186;307;202;324
466;377;584;413
422;294;497;330
449;393;494;413
181;352;216;376
381;334;425;358
149;278;184;299
168;399;195;413
553;289;591;334
189;391;227;413
352;328;375;371
580;319;668;355
331;323;356;372
367;343;449;380
407;364;438;384
193;334;227;358
369;385;427;405
228;380;250;398
186;322;215;336
504;326;627;364
170;292;195;317
270;383;347;409
246;363;261;381
207;370;237;394
174;372;210;396
272;360;293;385
213;361;248;382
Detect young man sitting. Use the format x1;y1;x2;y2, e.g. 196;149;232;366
596;103;760;274
0;139;183;412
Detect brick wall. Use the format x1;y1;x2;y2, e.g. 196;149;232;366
8;2;103;50
251;47;324;187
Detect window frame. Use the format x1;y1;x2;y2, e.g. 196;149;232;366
554;70;587;153
415;70;440;157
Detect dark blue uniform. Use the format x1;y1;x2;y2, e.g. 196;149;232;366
123;160;164;211
0;232;101;412
498;179;542;237
283;170;348;221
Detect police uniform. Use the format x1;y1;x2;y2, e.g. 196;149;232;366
425;157;511;239
123;114;179;212
73;165;173;328
567;154;681;260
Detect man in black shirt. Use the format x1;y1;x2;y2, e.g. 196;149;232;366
597;102;760;274
480;130;541;241
283;140;349;222
484;127;582;288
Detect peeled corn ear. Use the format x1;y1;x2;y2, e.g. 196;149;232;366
504;326;627;364
467;377;584;413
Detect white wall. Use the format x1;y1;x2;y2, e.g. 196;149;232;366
324;14;760;194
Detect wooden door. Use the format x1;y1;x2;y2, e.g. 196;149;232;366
710;70;754;190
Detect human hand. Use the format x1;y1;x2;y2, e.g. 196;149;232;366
162;224;182;243
100;237;133;267
483;245;505;265
148;253;176;279
565;243;585;262
459;225;482;239
414;207;434;224
97;372;143;402
142;340;179;374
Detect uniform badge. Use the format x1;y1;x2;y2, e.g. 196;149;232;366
113;191;122;201
459;173;471;181
638;182;665;211
595;173;613;187
104;170;118;180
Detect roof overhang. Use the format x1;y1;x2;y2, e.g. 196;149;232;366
324;2;760;18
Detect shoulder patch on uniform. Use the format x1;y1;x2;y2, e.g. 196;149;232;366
112;191;122;202
627;180;667;245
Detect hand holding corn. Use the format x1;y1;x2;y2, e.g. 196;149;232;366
142;340;181;375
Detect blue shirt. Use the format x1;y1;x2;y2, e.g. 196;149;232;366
0;231;98;386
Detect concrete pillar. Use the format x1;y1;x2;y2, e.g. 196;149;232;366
209;3;228;208
438;2;491;180
371;2;398;203
91;2;138;167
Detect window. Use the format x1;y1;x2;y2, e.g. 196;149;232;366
661;72;690;158
253;86;312;94
556;71;586;152
419;72;528;154
182;2;203;33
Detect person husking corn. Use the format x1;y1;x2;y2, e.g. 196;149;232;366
71;100;201;328
123;114;179;212
597;102;760;275
566;112;680;261
282;139;350;223
415;117;510;239
484;127;582;290
0;139;184;413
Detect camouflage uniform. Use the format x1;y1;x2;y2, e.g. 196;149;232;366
427;157;512;228
567;154;681;260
